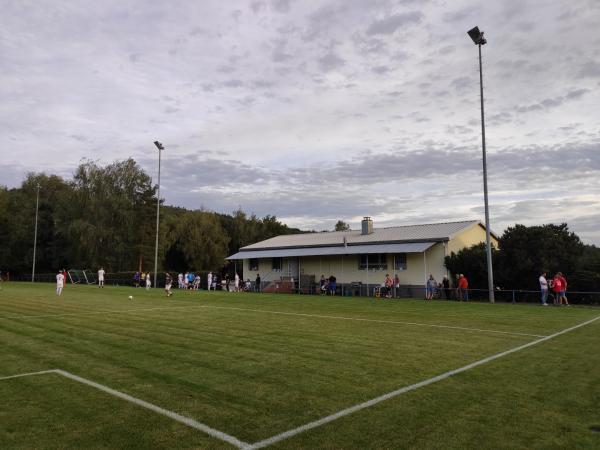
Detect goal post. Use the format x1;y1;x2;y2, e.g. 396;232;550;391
68;269;96;285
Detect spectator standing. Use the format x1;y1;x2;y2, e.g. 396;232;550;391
133;271;140;288
558;272;569;306
320;275;327;295
255;273;261;292
384;274;393;298
328;275;337;296
539;271;549;306
426;274;437;300
394;274;400;298
145;272;151;290
207;272;213;291
62;269;68;288
234;273;240;292
458;274;469;301
442;276;451;300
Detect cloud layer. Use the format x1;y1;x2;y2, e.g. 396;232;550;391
1;0;599;243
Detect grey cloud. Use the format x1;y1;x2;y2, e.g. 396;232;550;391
271;39;292;62
252;79;275;88
217;65;236;74
450;76;474;93
161;154;278;189
318;51;345;71
69;134;89;142
372;65;390;74
487;112;513;126
438;45;455;55
392;51;410;61
366;12;424;35
564;89;589;99
238;96;256;106
516;89;590;113
250;1;265;14
271;0;290;13
442;7;472;23
224;79;244;88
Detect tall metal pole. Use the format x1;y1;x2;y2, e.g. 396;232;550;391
478;43;495;303
153;143;163;288
32;183;40;282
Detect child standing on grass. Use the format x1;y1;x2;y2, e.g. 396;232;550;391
145;273;151;290
56;270;64;296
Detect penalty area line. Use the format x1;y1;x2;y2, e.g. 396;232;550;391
246;315;600;449
0;368;250;449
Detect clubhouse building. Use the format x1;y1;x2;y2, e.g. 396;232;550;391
227;217;498;296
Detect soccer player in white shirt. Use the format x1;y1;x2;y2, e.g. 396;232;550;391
98;267;105;288
145;273;151;290
56;271;64;296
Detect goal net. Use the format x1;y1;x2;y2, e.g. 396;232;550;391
68;269;96;285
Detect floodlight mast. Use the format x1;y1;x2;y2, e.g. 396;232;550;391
467;26;495;303
31;182;40;282
153;141;165;289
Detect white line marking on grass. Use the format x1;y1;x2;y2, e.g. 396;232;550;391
0;369;250;449
0;304;547;338
246;315;600;449
0;369;57;381
197;305;548;338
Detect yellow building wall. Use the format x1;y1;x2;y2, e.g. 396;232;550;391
447;223;498;255
240;243;449;287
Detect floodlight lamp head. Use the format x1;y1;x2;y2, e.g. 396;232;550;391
467;26;486;45
154;141;164;150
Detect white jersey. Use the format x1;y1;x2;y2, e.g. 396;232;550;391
56;273;64;287
539;275;548;289
98;269;105;280
234;274;240;286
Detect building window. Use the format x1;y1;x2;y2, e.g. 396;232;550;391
394;253;407;271
249;258;259;271
358;254;388;270
272;257;282;271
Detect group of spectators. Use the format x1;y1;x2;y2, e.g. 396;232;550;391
177;272;202;290
133;271;152;289
539;271;569;306
319;275;337;295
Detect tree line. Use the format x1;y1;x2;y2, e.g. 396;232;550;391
0;159;301;277
445;223;600;295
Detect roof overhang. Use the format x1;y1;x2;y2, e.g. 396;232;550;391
227;242;435;260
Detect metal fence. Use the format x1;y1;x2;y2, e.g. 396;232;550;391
5;276;600;305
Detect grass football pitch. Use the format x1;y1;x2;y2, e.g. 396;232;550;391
1;283;599;449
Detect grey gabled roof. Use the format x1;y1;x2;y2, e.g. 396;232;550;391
239;220;487;252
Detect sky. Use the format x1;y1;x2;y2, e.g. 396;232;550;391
1;0;600;244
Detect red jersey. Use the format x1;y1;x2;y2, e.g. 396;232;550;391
553;278;563;292
559;276;567;291
458;276;469;289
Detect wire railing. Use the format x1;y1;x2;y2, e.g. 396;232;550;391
5;275;600;305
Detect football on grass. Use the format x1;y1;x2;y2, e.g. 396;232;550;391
128;295;133;300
